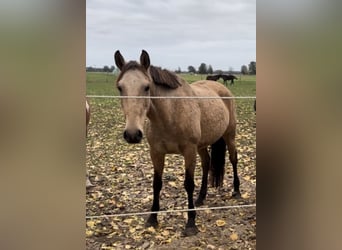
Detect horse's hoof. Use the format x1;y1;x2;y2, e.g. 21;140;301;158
232;191;241;199
182;226;199;237
145;217;158;228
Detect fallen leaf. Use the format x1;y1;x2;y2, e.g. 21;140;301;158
86;230;93;237
147;227;155;233
168;181;177;187
241;192;249;199
161;230;169;236
216;219;226;227
243;175;251;181
124;218;133;224
86;221;95;228
230;232;239;241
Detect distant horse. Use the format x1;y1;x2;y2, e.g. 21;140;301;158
114;50;241;236
206;74;221;81
220;74;238;86
86;99;94;188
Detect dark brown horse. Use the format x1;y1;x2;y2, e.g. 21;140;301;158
206;74;221;81
220;74;238;86
114;50;240;236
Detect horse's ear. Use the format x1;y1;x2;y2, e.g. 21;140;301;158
114;50;125;70
140;50;150;70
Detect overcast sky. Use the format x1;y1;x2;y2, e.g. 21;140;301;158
86;0;255;72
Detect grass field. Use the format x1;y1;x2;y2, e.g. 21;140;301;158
86;72;256;98
86;72;256;249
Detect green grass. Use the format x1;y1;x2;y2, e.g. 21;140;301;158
86;72;117;96
86;72;255;98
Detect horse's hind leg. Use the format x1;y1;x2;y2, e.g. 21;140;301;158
225;131;241;198
195;147;210;206
146;149;165;228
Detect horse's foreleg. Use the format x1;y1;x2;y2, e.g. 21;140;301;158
146;150;165;228
195;148;210;206
183;146;199;236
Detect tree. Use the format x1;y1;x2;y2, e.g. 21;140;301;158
241;65;248;75
198;63;207;74
175;67;181;73
249;61;256;75
214;69;223;75
207;65;213;74
103;65;110;72
110;65;115;72
188;65;196;73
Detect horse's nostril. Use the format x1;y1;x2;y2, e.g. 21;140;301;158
123;130;128;140
136;130;143;139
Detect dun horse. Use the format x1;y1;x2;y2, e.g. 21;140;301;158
114;50;240;236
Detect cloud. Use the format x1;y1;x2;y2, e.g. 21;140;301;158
87;0;255;70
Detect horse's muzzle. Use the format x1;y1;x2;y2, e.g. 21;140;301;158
123;129;143;143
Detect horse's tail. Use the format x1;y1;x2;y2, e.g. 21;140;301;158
209;137;226;188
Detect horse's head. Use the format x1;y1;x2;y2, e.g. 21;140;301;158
114;50;152;143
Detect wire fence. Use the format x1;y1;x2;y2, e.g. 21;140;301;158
86;95;256;99
86;204;256;220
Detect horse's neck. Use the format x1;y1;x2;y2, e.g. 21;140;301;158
146;91;170;123
146;82;193;123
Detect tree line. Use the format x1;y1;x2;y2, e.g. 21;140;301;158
86;61;256;75
185;61;256;75
86;65;115;72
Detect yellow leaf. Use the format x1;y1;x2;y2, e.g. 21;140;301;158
147;226;156;233
230;232;239;241
123;218;133;224
86;230;93;237
216;219;226;227
162;230;169;236
241;192;249;199
168;181;177;187
86;221;95;228
243;176;251;181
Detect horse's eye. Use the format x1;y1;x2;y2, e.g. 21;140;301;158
144;86;150;92
117;86;122;92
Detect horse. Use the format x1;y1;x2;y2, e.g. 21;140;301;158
86;99;94;188
114;50;240;236
220;74;238;86
206;74;221;81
